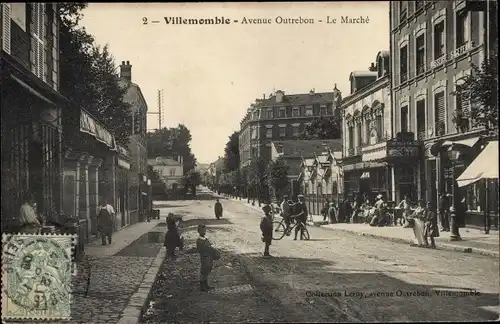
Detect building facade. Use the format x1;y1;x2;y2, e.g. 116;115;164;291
341;51;400;202
119;61;149;224
390;1;497;226
1;3;64;230
239;87;343;167
148;157;184;191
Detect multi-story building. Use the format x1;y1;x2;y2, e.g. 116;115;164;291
341;51;397;201
148;157;184;191
1;3;64;230
239;87;343;167
119;61;149;224
390;1;497;226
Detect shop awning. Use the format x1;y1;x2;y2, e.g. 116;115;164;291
430;136;481;156
360;172;370;179
80;110;117;150
457;141;498;187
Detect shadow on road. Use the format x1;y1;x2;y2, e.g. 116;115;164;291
237;253;499;322
180;218;233;228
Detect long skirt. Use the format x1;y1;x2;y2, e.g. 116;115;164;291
413;218;425;245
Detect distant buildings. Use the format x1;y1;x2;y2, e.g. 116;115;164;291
119;61;149;223
149;157;184;191
239;88;342;167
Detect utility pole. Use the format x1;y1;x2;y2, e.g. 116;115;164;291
147;89;164;131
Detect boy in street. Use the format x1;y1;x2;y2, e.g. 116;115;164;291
196;224;220;291
164;213;184;259
260;204;273;257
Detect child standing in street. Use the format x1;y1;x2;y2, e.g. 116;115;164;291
260;204;273;257
196;224;220;291
164;213;184;259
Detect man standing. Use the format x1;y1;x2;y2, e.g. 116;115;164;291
322;198;330;221
280;195;291;234
214;198;223;219
293;195;308;241
97;199;115;246
19;193;41;234
438;192;450;232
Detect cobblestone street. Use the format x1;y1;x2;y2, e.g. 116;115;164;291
141;192;500;323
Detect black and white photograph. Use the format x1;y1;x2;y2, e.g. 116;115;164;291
1;1;498;323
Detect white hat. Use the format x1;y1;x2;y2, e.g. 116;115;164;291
376;194;383;199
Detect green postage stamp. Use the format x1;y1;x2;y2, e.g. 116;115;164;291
1;233;77;321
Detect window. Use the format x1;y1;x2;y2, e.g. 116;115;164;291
292;126;300;137
400;45;408;83
292;107;300;117
320;106;327;115
434;21;445;59
30;3;45;80
455;84;470;132
251;127;256;139
169;168;176;176
356;122;362;148
279;127;286;137
253;111;259;119
415;0;424;11
455;9;468;48
364;120;371;145
279;108;286;118
266;109;273;118
375;115;383;140
416;99;426;140
327;103;333;115
401;105;409;132
434;91;445;136
305;107;313;116
416;34;425;75
348;126;354;150
266;128;273;138
399;1;407;24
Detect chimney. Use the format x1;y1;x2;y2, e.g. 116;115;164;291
263;93;266;100
309;88;315;95
120;61;132;81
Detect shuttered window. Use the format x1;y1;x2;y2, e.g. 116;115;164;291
434;91;445;136
2;3;11;54
401;105;409;132
30;3;45;81
376;115;383;140
456;84;471;131
51;4;58;90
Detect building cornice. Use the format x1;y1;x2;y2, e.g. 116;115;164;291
341;75;389;108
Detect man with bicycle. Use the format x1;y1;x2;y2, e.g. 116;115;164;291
280;195;292;235
291;194;308;240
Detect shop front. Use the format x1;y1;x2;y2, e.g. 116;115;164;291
116;146;131;229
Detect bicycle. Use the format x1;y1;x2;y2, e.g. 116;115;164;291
272;214;310;241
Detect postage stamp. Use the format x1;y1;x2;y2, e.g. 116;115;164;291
1;233;77;321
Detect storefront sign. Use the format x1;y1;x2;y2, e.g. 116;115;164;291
386;140;420;158
117;158;131;170
80;110;116;149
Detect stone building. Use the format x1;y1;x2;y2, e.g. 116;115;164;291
148;157;184;191
239;87;342;167
390;1;497;227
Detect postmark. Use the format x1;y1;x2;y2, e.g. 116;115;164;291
1;233;77;321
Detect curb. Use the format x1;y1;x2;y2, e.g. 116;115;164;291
116;247;166;324
320;226;500;258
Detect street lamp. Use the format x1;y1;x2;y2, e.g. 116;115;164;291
447;147;462;241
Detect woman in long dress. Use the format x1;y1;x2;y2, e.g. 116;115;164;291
410;200;426;247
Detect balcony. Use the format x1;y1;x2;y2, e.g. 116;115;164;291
348;148;355;156
417;129;426;141
430;41;473;69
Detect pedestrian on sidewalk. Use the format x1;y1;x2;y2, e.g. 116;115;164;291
410;200;426;247
327;202;337;224
164;213;184;259
260;204;273;257
397;195;412;227
321;198;330;221
196;224;220;291
438;192;450;232
97;199;115;246
293;195;308;241
423;202;439;249
19;193;42;234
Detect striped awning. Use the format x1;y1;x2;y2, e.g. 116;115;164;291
457;141;498;187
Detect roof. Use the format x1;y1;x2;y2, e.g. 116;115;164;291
349;71;378;81
303;158;316;167
148;157;182;166
279;139;342;158
119;79;148;112
376;51;390;60
260;91;335;106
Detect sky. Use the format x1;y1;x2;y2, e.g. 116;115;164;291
80;2;389;164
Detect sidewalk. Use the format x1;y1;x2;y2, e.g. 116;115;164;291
71;218;166;324
321;223;499;257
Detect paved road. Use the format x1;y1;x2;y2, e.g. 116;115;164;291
142;191;499;323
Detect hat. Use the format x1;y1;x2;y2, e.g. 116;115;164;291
262;204;271;213
297;194;305;198
329;202;335;206
376;194;383;199
283;195;289;199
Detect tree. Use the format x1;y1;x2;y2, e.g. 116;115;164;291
146;124;197;173
182;169;201;197
266;157;290;201
147;165;167;198
59;3;133;145
223;131;240;172
452;44;498;137
247;157;269;205
300;115;341;140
